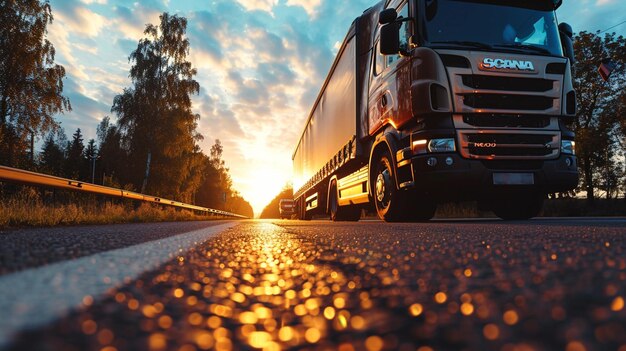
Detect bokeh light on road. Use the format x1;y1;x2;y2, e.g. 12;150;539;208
6;220;626;350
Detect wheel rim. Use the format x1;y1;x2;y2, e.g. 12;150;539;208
375;158;392;210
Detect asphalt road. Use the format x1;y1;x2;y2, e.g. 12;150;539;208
0;221;232;276
2;219;626;351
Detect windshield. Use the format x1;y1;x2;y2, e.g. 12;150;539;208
422;0;563;57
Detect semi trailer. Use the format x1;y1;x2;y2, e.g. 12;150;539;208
292;0;578;221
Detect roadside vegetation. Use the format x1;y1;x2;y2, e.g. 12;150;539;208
0;187;226;229
0;3;253;222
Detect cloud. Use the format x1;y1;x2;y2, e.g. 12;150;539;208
58;78;111;138
226;71;270;104
52;0;108;38
112;4;163;40
286;0;323;17
234;0;278;14
257;62;296;86
195;90;245;140
557;1;626;34
187;11;225;67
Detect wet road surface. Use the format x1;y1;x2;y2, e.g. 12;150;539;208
3;219;626;351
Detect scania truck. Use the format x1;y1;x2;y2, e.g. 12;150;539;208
293;0;578;222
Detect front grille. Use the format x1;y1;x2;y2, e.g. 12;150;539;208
463;94;554;111
467;134;554;145
463;114;551;128
469;147;553;157
462;75;554;92
458;130;560;160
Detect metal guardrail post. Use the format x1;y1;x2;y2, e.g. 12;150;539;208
0;165;248;219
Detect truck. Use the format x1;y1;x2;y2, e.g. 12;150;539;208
292;0;578;222
279;199;295;219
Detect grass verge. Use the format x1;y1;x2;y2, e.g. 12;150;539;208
0;188;226;229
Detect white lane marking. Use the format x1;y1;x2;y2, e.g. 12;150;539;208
0;222;239;347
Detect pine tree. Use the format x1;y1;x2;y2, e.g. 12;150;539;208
96;117;125;187
39;131;64;176
65;128;84;179
84;139;97;183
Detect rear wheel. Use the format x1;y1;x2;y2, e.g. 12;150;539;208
491;193;544;220
372;149;406;222
298;198;312;220
329;181;361;222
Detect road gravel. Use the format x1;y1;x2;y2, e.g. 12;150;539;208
4;219;626;351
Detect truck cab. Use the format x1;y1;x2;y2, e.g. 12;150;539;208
279;199;295;219
369;0;577;220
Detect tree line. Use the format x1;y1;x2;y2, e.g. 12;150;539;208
0;1;252;217
573;31;626;202
260;184;293;219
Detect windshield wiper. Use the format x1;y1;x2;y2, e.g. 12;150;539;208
493;43;551;55
430;41;494;50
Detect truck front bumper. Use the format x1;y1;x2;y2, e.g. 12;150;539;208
403;153;578;200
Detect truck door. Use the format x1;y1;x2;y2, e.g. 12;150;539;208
368;0;414;136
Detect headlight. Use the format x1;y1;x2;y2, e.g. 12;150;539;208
428;138;456;153
561;140;575;155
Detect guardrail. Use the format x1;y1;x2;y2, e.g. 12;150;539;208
0;165;248;219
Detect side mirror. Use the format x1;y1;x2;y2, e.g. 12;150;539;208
380;22;400;55
558;22;573;39
379;8;397;25
553;0;563;9
558;22;575;65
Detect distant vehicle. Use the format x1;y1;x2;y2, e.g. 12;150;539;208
279;199;295;219
293;0;578;222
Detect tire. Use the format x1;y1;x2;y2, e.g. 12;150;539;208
491;193;544;220
372;148;407;222
298;198;312;221
329;181;361;222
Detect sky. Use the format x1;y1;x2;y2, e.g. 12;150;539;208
45;0;626;216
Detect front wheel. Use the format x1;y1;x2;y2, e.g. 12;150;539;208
372;149;406;222
491;193;544;220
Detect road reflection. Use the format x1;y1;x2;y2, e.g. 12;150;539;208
8;221;626;351
15;222;399;351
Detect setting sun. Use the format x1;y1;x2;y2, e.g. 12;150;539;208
236;167;291;217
